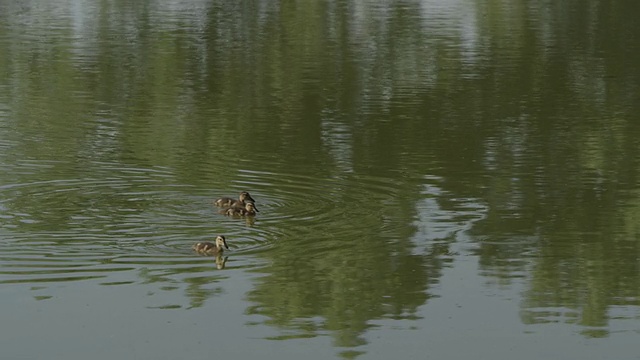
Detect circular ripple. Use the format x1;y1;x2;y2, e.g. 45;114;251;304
0;159;419;285
0;162;239;285
212;168;413;251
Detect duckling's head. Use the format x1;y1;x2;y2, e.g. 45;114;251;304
216;235;229;250
240;191;256;203
246;202;259;212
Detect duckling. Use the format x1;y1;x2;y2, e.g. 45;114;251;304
214;191;256;208
225;202;258;217
192;235;229;255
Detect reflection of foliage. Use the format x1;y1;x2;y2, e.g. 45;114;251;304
245;224;445;348
138;264;227;309
184;277;225;309
471;111;640;326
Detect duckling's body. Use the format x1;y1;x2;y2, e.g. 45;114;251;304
214;191;256;208
192;235;229;255
225;202;258;217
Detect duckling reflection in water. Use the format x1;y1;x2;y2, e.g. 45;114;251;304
225;202;258;217
214;191;256;208
192;235;229;256
214;255;228;269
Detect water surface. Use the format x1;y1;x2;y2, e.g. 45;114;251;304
1;1;640;359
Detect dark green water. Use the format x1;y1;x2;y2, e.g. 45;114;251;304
1;1;640;359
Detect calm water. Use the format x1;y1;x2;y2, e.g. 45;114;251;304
1;1;640;359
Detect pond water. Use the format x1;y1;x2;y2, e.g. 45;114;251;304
1;1;640;359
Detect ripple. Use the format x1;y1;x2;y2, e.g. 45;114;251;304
231;169;404;226
0;158;423;286
206;168;420;256
0;161;238;286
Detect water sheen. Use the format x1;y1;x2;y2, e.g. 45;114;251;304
1;1;640;359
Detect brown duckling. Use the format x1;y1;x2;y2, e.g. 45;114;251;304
192;235;229;255
214;191;256;208
225;202;258;217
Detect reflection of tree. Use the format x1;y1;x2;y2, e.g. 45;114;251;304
138;262;228;309
244;197;454;350
516;181;640;332
467;99;640;329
